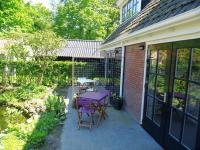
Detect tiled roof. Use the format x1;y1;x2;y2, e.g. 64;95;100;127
103;0;200;44
57;40;103;58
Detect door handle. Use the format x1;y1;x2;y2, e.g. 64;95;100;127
160;93;167;103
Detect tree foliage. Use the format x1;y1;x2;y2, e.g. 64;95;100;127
0;0;52;32
7;43;29;61
26;31;62;60
1;31;63;85
53;0;119;40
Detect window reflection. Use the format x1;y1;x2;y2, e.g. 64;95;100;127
148;74;155;96
176;49;190;79
172;79;186;110
158;50;167;75
156;76;167;101
182;117;198;150
149;50;157;73
146;96;154;119
191;48;200;82
153;100;162;126
169;108;183;141
187;83;200;118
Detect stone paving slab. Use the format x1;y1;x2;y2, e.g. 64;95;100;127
59;87;163;150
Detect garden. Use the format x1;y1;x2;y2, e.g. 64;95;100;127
0;0;120;149
0;31;71;149
0;31;116;150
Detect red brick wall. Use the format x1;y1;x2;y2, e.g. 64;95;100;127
123;44;145;122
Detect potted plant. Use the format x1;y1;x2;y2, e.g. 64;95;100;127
72;94;77;109
110;94;123;110
110;92;116;105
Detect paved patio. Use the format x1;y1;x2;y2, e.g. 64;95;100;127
59;87;163;150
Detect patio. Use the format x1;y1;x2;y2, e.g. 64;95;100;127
59;87;163;150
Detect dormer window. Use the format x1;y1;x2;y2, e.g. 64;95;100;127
122;0;141;22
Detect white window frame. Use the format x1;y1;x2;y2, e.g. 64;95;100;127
122;0;141;23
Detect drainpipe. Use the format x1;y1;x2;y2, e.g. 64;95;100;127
140;43;147;124
104;51;107;80
120;43;125;97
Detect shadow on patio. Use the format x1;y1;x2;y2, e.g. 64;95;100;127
59;87;163;150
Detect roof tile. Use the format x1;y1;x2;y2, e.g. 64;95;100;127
103;0;200;44
57;40;102;58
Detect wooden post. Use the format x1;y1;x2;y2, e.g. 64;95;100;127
104;53;107;80
72;57;75;96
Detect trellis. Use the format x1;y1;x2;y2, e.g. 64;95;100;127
72;49;122;97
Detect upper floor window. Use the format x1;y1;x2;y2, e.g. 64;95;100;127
122;0;140;22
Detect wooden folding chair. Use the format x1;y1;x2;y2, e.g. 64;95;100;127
97;90;110;127
76;97;97;129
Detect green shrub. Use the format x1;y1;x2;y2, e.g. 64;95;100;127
46;95;66;118
2;133;26;150
0;84;47;103
24;95;66;149
25;112;58;148
0;90;17;103
0;60;74;86
0;60;105;87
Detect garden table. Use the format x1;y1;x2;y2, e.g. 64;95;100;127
77;91;109;127
77;78;97;93
77;77;97;85
78;91;108;102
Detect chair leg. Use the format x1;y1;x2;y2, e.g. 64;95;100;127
102;109;108;118
97;111;103;128
102;109;106;120
90;114;93;129
78;123;80;130
91;113;95;125
78;112;82;130
105;111;109;118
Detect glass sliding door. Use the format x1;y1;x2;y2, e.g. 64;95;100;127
143;39;200;150
143;43;172;145
166;43;200;150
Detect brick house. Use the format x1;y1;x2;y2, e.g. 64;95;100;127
99;0;200;150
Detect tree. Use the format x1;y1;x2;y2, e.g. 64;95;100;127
0;0;53;32
1;31;62;85
26;31;62;84
53;0;119;40
28;4;53;31
7;43;29;61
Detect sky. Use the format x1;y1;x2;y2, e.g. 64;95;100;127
26;0;60;10
31;0;52;9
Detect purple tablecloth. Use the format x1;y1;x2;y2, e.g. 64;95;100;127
78;91;109;102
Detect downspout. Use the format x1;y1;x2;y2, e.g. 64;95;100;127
120;43;125;97
140;43;147;124
104;51;107;80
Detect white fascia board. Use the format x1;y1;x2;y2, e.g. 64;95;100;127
99;6;200;51
117;0;128;7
